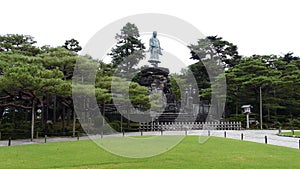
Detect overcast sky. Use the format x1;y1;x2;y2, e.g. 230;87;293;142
1;0;300;70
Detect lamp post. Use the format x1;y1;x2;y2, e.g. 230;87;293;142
36;109;42;139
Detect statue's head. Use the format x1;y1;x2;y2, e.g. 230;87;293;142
153;31;157;38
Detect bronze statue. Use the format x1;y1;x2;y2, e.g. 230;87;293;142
148;31;163;67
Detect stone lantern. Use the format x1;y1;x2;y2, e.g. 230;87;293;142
241;105;252;129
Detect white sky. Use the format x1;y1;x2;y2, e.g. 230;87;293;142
1;0;300;72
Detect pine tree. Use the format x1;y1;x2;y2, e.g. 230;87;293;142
109;23;145;74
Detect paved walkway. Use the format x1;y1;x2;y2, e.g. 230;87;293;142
1;130;299;149
195;130;300;149
0;135;90;146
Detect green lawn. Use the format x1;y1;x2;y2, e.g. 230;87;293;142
280;131;300;136
0;136;299;169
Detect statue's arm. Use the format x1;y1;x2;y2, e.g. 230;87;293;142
158;39;163;50
158;39;161;49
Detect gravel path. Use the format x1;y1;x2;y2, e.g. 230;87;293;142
1;130;299;149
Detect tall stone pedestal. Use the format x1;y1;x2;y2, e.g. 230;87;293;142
138;67;179;115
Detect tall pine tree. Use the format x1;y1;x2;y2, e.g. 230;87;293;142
109;23;145;74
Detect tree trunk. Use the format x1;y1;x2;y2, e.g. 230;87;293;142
0;107;4;118
62;105;65;136
41;105;45;132
53;96;57;122
31;101;35;142
45;95;49;122
260;87;263;130
66;108;70;126
268;108;270;121
72;109;76;137
127;107;130;128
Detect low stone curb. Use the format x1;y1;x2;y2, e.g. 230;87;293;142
277;134;300;138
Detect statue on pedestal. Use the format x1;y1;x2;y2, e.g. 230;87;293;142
148;31;163;67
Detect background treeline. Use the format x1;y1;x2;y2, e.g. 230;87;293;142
184;36;300;129
0;23;300;139
0;34;82;139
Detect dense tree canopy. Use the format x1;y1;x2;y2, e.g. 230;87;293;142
184;35;300;128
1;24;300;139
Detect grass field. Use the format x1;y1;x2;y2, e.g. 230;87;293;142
280;131;300;136
0;136;299;169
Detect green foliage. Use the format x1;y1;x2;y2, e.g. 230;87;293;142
149;93;164;111
110;77;150;110
63;38;82;52
0;36;82;139
129;82;150;109
39;47;77;80
0;34;41;56
187;35;300;127
0;51;71;102
168;75;184;101
188;35;241;68
2;26;300;139
224;54;300;127
280;131;300;136
109;22;146;74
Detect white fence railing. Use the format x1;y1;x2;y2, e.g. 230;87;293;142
139;121;242;131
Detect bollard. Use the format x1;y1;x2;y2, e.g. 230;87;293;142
161;129;163;136
292;129;295;135
208;130;210;136
44;135;47;143
224;131;227;138
265;136;267;144
77;132;79;141
122;130;125;137
8;137;11;146
241;133;244;140
141;130;143;136
278;127;281;134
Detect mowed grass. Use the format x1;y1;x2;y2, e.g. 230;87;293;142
281;131;300;136
0;136;299;169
